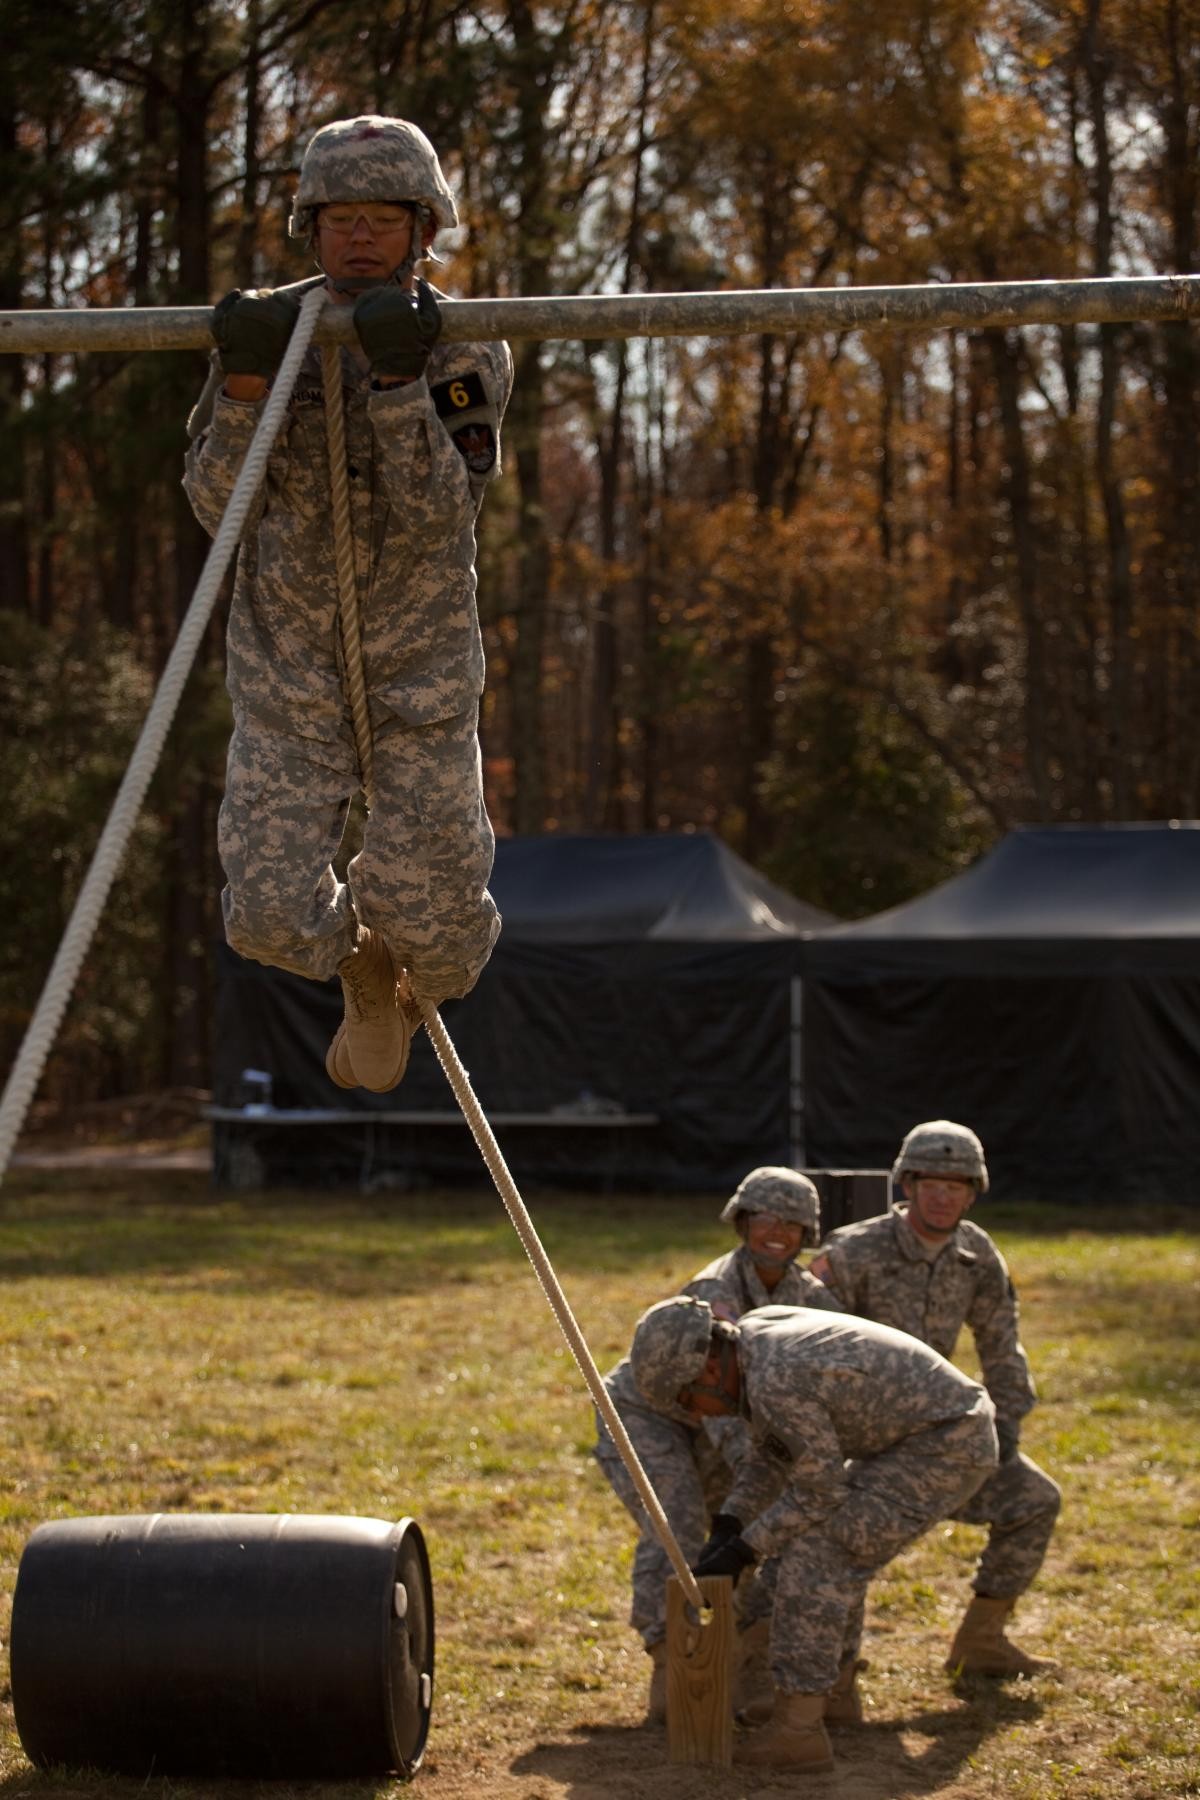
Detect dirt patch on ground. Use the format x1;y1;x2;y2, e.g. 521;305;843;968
414;1671;1050;1800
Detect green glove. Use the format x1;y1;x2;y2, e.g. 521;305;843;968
211;288;301;379
353;279;442;380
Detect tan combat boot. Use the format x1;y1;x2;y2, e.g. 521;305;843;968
334;927;412;1093
946;1596;1057;1677
325;1019;357;1089
646;1640;667;1725
734;1692;834;1772
733;1617;774;1724
825;1656;867;1724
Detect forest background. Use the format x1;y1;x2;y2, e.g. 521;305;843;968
0;0;1197;1108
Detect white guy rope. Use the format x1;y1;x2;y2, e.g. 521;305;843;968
0;284;330;1180
317;341;706;1611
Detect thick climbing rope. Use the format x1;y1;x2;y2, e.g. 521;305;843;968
0;284;331;1182
321;340;375;808
422;1005;707;1610
320;347;706;1613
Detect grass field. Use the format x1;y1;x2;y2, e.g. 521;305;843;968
0;1170;1197;1800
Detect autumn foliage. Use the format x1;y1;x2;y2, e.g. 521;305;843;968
1;0;1197;1096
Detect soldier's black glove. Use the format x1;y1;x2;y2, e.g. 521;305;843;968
693;1535;757;1583
353;278;442;380
707;1512;744;1547
996;1419;1021;1464
211;288;300;379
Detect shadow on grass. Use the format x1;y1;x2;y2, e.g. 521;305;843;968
510;1685;1043;1796
0;1177;724;1297
1;1179;1197;1305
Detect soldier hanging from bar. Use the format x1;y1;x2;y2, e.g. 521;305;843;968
184;117;512;1093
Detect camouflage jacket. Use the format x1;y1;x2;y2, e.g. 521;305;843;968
183;276;513;741
682;1244;845;1321
725;1306;991;1557
681;1245;844;1470
811;1205;1036;1429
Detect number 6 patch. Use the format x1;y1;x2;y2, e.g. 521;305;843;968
431;371;488;417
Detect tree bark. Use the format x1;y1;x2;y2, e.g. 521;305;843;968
988;327;1051;817
1082;0;1134;815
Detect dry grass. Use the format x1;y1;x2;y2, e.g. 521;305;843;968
0;1171;1196;1800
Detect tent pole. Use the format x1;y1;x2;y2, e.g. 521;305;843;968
789;976;805;1170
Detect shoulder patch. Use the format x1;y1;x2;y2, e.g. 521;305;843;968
760;1431;794;1465
431;370;488;418
451;421;497;474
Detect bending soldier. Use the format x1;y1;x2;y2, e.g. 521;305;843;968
631;1296;999;1773
184;116;511;1093
810;1119;1061;1676
594;1167;840;1724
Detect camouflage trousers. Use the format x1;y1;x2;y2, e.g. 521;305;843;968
770;1404;998;1695
219;707;499;1003
593;1402;731;1649
951;1449;1061;1597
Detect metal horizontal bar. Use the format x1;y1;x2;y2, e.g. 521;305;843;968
0;275;1196;354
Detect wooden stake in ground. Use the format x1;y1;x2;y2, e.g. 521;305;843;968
666;1574;734;1766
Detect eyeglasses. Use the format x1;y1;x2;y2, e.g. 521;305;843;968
319;205;414;235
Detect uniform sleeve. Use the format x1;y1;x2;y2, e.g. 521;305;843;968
967;1243;1037;1426
700;1411;755;1470
799;1269;846;1313
182;356;269;538
808;1239;858;1311
368;339;512;535
729;1398;848;1558
681;1274;743;1324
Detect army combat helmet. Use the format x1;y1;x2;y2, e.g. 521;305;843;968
289;116;458;272
892;1120;989;1193
629;1296;724;1423
719;1165;821;1251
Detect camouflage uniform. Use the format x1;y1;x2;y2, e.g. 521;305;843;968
596;1168;845;1649
722;1307;998;1695
683;1244;842;1320
184;123;512;1005
814;1204;1061;1598
593;1355;712;1650
681;1247;846;1631
596;1254;838;1647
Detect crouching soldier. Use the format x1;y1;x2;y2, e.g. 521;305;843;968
594;1167;840;1725
682;1165;844;1321
629;1298;999;1773
811;1119;1061;1676
680;1166;843;1716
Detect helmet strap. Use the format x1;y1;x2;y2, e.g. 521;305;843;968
685;1335;740;1414
751;1247;798;1272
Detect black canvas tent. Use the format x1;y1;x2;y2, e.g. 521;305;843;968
212;831;834;1190
798;822;1200;1202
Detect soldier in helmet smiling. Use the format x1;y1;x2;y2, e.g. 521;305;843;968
185;117;511;1096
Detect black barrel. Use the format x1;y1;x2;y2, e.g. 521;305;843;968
10;1512;434;1779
